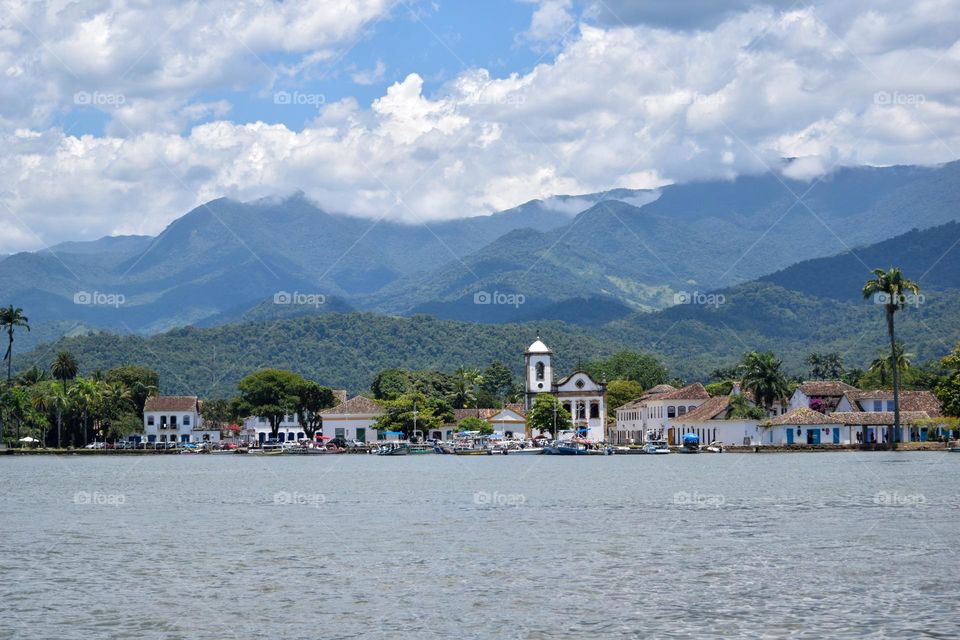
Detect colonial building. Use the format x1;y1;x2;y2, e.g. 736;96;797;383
668;392;764;446
141;396;220;444
612;383;711;445
449;406;527;440
788;381;858;414
320;395;385;443
524;337;607;441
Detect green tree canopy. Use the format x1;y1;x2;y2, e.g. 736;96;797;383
605;379;645;414
373;392;452;439
457;415;492;435
526;393;571;438
293;380;337;439
584;351;669;390
236;369;307;437
105;364;159;416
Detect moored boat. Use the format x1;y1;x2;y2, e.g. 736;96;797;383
642;440;671;454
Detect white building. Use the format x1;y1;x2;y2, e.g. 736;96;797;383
612;383;711;445
668;394;764;446
320;395;386;443
141;396;220;444
449;406;528;440
788;381;858;414
762;408;847;445
524;337;607;442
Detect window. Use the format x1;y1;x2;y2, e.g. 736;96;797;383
335;428;345;438
170;415;178;427
147;416;155;426
886;400;896;411
536;362;544;381
873;400;883;411
575;379;585;389
590;403;599;419
678;406;687;416
160;415;168;427
667;406;676;418
183;415;191;426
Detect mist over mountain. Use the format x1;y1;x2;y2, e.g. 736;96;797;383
3;160;960;354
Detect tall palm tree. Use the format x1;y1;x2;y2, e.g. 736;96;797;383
69;378;102;446
868;350;891;387
862;267;920;448
51;351;79;394
0;305;30;383
30;386;50;447
450;367;483;409
740;351;790;414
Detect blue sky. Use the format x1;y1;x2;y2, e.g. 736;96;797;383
2;0;959;252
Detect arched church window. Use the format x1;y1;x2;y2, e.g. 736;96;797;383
590;403;599;419
536;362;545;381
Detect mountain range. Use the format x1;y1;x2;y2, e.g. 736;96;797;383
13;220;960;396
4;161;960;351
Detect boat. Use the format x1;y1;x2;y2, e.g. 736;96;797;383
680;433;700;453
543;440;591;455
642;440;671;454
453;445;492;455
376;442;410;456
502;443;544;455
702;441;724;453
249;441;285;455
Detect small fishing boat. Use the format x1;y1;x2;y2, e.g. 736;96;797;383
702;441;724;453
376;442;410;456
642;440;671;455
680;433;700;453
543;440;590;455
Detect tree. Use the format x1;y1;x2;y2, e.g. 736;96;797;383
605;379;645;415
740;351;790;413
200;398;233;434
236;369;306;438
105;365;159;417
862;267;921;447
0;305;29;383
17;366;49;386
526;393;571;438
293;381;337;439
370;368;410;401
68;377;102;446
725;394;766;420
805;352;845;380
480;361;514;404
458;415;491;435
935;343;960;417
449;366;483;409
584;351;669;390
51;351;78;394
106;413;143;441
373;392;451;439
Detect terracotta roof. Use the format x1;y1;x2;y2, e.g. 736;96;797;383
454;408;501;421
843;390;941;416
674;396;732;422
144;396;199;412
764;407;839;426
644;384;676;396
321;395;383;416
831;411;931;426
657;383;711;401
797;381;858;397
504;403;526;418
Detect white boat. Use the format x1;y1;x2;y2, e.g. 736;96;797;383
642;441;671;454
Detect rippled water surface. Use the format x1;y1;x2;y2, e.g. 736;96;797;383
2;452;959;639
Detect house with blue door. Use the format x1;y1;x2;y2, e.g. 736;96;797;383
140;396;221;444
762;407;847;445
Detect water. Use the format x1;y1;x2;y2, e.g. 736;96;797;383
1;452;958;639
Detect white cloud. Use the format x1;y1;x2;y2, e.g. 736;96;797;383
519;0;576;51
1;1;960;252
352;59;387;85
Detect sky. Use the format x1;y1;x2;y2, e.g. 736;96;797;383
1;0;959;253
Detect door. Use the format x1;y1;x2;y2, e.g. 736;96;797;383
356;428;366;443
807;429;820;445
786;428;794;445
833;428;840;444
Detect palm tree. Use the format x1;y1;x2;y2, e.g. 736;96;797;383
30;386;50;447
868;350;891;387
740;351;790;414
450;367;483;409
863;268;920;448
51;351;79;394
0;305;30;383
69;378;102;446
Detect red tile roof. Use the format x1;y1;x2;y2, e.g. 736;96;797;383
657;383;711;401
797;381;858;397
674;396;732;422
831;411;931;426
144;396;199;412
321;395;383;416
764;407;839;426
843;390;941;416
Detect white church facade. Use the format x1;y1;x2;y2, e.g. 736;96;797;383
524;337;608;442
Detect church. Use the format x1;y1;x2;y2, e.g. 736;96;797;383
524;337;608;442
